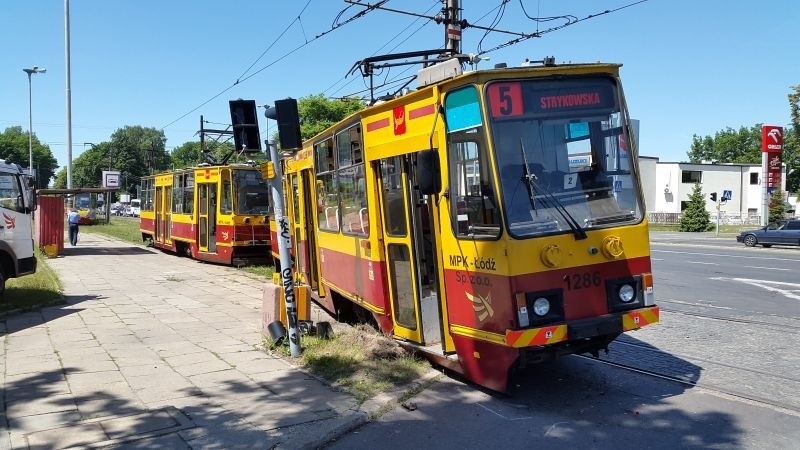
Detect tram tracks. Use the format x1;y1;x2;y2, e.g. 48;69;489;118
581;306;800;414
658;304;800;333
576;353;800;416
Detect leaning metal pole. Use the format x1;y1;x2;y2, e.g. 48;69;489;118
266;137;300;357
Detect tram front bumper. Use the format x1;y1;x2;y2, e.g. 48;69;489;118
504;306;659;348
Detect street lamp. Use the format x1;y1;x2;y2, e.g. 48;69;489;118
23;66;46;183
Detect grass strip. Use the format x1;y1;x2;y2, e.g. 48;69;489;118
80;217;143;244
2;250;63;313
267;324;430;403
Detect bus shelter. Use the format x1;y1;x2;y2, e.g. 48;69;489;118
35;187;119;256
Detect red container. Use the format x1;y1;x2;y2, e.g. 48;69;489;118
35;196;65;255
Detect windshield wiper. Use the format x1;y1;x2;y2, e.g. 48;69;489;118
585;211;635;227
519;139;587;240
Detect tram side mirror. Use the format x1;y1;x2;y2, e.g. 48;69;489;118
417;149;441;196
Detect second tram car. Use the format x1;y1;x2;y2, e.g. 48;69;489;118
140;164;271;265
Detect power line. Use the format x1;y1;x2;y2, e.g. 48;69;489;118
236;0;314;83
477;0;510;55
323;0;440;98
160;1;388;131
477;0;651;56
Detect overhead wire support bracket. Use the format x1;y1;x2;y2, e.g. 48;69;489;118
344;0;529;36
347;49;465;104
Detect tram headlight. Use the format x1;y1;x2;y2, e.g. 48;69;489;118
618;284;636;303
532;297;551;316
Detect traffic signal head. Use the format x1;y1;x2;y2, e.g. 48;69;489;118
710;192;717;202
264;98;302;152
229;99;262;153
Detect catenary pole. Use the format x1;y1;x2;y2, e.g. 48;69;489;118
444;0;461;53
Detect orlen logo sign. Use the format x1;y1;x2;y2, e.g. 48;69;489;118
762;125;783;152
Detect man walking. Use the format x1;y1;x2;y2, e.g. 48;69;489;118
67;207;80;246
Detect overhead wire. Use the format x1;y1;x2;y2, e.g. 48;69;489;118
323;0;440;98
161;1;388;131
235;0;314;83
477;0;651;56
477;0;509;55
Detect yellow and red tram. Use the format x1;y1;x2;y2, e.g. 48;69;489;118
279;60;659;391
140;164;271;265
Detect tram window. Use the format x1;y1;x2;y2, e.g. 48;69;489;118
221;170;232;214
233;170;269;215
336;125;362;168
388;244;417;330
336;125;367;236
316;136;339;232
381;157;407;236
172;173;195;214
314;138;335;173
292;176;300;223
339;165;368;236
172;175;183;213
444;85;499;239
184;174;194;214
141;179;154;212
448;139;500;238
317;172;339;232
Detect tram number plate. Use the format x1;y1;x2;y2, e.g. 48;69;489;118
564;271;601;290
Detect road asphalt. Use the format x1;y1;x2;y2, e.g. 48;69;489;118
1;232;426;449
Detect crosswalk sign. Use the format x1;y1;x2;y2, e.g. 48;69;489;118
722;190;732;201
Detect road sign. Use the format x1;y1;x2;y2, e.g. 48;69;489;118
102;171;120;188
722;190;732;201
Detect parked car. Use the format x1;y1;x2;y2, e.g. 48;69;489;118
736;220;800;247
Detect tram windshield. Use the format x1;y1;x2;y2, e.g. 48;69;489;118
485;77;643;238
233;170;270;215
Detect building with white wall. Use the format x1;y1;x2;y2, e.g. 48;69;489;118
639;157;792;224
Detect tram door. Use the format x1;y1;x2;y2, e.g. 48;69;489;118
198;183;217;253
291;170;320;290
155;184;172;245
378;155;441;345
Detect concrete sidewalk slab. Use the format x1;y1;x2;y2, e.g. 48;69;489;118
1;232;369;449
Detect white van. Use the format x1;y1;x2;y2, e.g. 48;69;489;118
0;160;36;295
130;198;140;217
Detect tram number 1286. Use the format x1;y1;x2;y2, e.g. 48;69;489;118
564;271;601;290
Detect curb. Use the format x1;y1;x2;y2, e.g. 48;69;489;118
300;369;443;449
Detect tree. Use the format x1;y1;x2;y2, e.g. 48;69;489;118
171;141;238;169
0;126;59;187
171;142;203;169
687;125;762;164
296;94;365;140
785;85;800;192
679;183;713;232
768;189;787;223
52;142;111;189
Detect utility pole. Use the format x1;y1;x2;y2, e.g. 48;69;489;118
443;0;461;53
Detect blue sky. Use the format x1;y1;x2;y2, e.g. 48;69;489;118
2;0;797;173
